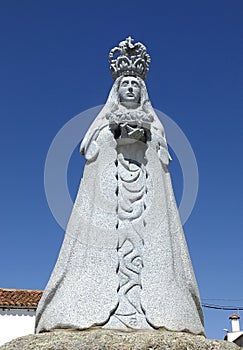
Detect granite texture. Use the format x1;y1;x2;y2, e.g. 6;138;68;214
36;37;204;335
0;329;239;350
36;74;204;335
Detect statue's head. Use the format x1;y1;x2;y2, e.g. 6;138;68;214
105;74;150;113
105;37;152;112
118;76;141;108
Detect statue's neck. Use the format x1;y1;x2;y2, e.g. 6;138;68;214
120;101;140;110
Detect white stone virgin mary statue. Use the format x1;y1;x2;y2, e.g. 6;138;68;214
36;37;205;335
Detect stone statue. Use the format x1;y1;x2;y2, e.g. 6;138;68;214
35;37;205;335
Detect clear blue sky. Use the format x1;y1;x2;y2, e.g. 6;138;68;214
0;0;242;340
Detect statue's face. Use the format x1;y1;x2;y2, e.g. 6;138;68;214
118;76;141;104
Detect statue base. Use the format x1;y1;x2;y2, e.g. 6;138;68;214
0;329;240;350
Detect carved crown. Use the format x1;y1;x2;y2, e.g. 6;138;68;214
109;37;151;81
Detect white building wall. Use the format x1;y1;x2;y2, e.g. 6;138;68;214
231;318;241;332
0;308;36;345
227;330;243;343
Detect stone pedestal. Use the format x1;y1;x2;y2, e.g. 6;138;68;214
0;329;240;350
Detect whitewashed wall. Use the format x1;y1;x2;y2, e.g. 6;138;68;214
0;308;36;345
227;331;243;343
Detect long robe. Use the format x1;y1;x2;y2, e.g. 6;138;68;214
36;100;204;335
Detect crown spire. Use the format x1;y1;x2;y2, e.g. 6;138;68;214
109;37;151;81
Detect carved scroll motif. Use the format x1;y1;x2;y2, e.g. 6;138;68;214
105;135;151;328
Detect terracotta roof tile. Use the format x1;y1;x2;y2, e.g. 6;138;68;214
0;288;43;308
229;313;241;320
